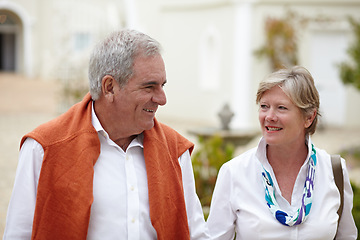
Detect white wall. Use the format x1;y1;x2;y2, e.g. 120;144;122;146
2;0;360;128
157;2;237;128
251;0;360;129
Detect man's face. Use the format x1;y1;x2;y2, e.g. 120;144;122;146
111;54;167;136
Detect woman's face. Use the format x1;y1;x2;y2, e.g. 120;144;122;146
258;85;313;148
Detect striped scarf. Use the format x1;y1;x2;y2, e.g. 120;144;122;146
261;144;317;226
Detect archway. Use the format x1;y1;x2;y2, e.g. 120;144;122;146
0;2;32;76
0;10;20;71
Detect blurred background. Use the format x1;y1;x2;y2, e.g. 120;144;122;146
1;0;360;237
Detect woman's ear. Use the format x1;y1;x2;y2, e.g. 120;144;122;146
305;110;316;128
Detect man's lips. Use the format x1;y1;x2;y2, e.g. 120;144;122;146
143;108;156;114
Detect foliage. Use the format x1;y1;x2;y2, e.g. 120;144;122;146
61;78;89;104
341;146;360;237
338;17;360;91
192;135;235;218
351;182;360;237
254;11;300;71
254;11;332;71
57;62;89;110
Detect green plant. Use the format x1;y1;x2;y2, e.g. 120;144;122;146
338;17;360;90
192;135;235;218
254;12;299;71
61;79;89;103
57;66;89;111
255;11;332;71
341;146;360;237
351;182;360;238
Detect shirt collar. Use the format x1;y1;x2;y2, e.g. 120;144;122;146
91;101;144;148
91;101;104;133
255;135;313;168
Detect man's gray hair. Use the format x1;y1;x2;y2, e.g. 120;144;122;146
88;29;162;100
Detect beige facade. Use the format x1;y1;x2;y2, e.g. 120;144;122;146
1;0;360;129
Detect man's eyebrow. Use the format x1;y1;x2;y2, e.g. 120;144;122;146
141;79;167;86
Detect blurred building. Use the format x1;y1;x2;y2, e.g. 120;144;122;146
1;0;360;130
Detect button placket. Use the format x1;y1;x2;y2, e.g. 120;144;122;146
124;152;140;240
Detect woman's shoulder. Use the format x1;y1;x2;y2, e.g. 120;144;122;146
221;147;258;171
315;146;348;170
217;147;261;192
314;147;332;163
313;146;348;175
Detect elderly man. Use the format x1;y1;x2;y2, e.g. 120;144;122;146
4;30;208;240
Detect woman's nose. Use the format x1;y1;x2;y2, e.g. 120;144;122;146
265;109;277;122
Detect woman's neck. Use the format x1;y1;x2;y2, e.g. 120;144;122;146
266;141;309;204
266;141;308;168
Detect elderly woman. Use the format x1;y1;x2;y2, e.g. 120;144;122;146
206;66;357;239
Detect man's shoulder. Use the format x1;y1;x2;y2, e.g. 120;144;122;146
157;121;182;136
144;119;194;156
149;120;190;143
22;94;96;147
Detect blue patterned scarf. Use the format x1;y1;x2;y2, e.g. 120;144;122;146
261;144;317;226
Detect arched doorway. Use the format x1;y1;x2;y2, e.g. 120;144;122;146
0;1;32;77
0;10;21;72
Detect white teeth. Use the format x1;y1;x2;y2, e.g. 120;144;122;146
267;127;281;131
144;109;154;112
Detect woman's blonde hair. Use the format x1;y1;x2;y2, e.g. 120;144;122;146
256;66;321;135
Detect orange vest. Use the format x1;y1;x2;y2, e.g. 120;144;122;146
21;93;193;240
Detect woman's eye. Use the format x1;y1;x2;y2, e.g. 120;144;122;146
260;104;268;109
279;106;287;110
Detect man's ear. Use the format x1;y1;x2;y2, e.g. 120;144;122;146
101;75;115;102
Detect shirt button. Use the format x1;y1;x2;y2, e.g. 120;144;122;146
131;218;136;223
130;186;135;191
126;155;129;161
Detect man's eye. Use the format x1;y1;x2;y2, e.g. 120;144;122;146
260;104;268;109
279;106;287;110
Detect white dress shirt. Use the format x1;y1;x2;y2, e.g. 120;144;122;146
3;104;209;240
207;137;357;240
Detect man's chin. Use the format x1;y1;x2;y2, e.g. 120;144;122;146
142;120;155;131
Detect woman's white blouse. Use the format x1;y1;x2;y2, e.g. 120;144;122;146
207;137;357;240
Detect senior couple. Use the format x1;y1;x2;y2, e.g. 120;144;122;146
3;30;357;239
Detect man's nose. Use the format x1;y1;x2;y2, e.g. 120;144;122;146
152;87;167;106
